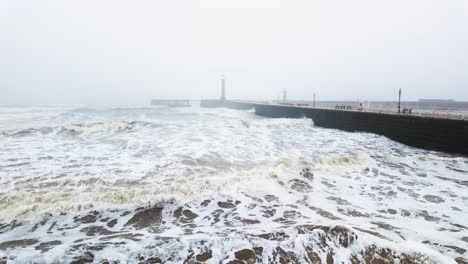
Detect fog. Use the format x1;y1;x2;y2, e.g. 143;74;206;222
1;0;467;105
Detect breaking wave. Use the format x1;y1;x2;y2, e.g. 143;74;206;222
0;105;466;263
1;120;160;137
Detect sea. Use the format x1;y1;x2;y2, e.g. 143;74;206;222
0;103;467;263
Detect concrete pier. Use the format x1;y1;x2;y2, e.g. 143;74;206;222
151;99;191;107
201;100;468;156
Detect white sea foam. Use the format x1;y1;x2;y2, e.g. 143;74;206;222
0;105;467;263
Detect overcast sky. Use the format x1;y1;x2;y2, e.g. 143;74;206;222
1;0;467;105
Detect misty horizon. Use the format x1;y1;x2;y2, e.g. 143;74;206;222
1;0;467;105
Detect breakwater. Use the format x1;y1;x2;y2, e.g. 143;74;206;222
200;99;257;110
201;100;468;156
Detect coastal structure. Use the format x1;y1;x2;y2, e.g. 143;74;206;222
151;99;191;107
220;76;226;101
201;99;468;156
419;99;455;103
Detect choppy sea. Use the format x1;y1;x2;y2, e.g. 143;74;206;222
0;103;467;263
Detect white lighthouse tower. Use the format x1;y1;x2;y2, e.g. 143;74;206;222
221;76;226;101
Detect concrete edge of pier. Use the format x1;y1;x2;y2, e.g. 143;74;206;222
201;99;468;156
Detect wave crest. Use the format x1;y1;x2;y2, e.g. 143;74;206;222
1;121;160;137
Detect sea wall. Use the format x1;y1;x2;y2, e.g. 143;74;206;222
200;100;256;110
200;100;468;156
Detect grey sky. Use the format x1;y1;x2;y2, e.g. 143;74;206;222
1;0;467;105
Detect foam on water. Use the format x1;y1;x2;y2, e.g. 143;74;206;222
0;104;467;263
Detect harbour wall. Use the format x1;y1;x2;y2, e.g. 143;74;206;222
200;99;257;110
201;100;468;156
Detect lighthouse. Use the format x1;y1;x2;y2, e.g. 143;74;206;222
220;76;226;101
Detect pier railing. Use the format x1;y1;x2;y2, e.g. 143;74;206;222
234;100;467;121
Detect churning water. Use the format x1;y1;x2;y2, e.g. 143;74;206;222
0;103;467;263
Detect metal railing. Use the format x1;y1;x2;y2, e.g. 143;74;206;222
240;101;468;121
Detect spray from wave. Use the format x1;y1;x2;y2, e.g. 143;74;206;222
0;105;466;263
